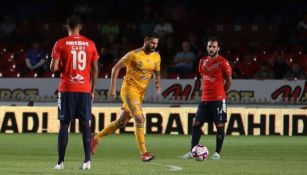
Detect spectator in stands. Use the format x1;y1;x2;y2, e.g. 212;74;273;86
188;32;204;72
138;14;155;38
168;41;195;75
163;0;188;22
154;15;174;37
100;19;120;40
120;21;137;43
0;16;16;41
296;14;307;45
154;15;174;51
253;63;275;79
14;18;32;43
272;53;290;79
237;54;260;78
283;62;306;80
297;14;307;32
229;61;242;79
73;2;92;20
25;41;46;75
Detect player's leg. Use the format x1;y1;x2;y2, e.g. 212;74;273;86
180;102;207;159
133;113;146;153
134;113;154;161
56;120;70;167
95;109;130;140
191;102;207;150
123;91;153;161
212;122;225;160
91;109;131;155
191;119;204;150
76;92;93;169
80;120;91;167
211;100;227;160
55;92;75;169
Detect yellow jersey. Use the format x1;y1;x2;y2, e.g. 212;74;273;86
121;48;161;93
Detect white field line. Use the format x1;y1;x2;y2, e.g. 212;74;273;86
148;162;183;171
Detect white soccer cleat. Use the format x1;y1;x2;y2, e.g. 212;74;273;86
80;161;91;170
179;152;193;159
210;152;221;160
54;161;64;170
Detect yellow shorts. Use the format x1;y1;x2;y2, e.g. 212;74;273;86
120;90;145;117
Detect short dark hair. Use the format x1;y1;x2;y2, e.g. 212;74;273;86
207;36;219;44
67;14;82;29
144;32;159;40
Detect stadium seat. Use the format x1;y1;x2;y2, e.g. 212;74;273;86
12;43;28;53
0;61;16;72
298;55;307;70
166;73;180;79
258;53;273;64
254;44;270;55
41;71;55;78
98;70;110;78
290;45;304;55
23;71;38;78
0;43;8;53
181;73;197;79
0;52;15;62
2;70;21;78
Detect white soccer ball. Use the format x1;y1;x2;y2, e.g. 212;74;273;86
191;144;209;161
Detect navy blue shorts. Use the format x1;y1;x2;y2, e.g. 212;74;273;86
57;92;92;121
194;100;227;124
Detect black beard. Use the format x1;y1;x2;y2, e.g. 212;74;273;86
145;45;154;52
209;51;217;57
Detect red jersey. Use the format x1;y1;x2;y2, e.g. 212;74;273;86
51;34;99;93
199;55;232;101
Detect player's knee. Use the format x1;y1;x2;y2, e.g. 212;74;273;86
116;120;126;128
216;123;224;128
192;121;201;127
134;115;144;124
216;125;225;139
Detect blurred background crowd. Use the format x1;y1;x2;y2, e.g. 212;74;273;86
0;0;306;80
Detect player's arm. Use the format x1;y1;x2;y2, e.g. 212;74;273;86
224;76;232;91
108;56;126;100
91;60;99;100
153;70;161;94
50;58;60;72
223;60;232;91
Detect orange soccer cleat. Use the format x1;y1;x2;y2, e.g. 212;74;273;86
141;152;155;162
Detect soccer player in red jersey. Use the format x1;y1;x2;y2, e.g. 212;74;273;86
180;37;232;160
50;14;99;170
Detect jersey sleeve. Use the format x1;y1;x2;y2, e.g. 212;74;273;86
122;51;133;66
222;60;232;76
51;41;61;59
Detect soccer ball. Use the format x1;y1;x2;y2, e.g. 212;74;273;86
191;144;209;161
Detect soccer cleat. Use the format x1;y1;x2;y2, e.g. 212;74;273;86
91;135;99;155
54;161;64;170
141;152;155;162
80;161;91;170
210;152;221;160
179;152;193;159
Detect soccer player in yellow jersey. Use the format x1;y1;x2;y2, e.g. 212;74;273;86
91;32;161;161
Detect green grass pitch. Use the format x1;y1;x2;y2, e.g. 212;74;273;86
0;134;306;175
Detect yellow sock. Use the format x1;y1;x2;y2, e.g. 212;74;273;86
95;121;118;140
135;124;147;154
